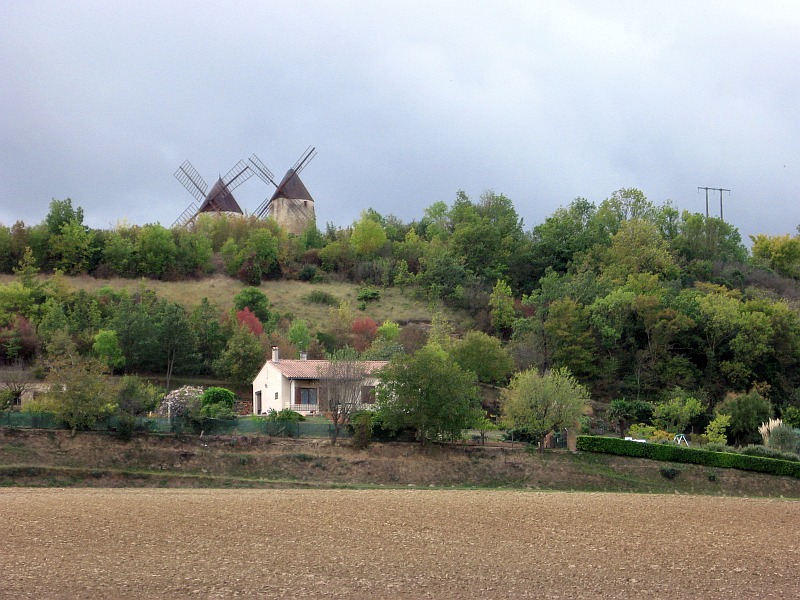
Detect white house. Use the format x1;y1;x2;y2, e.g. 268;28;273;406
252;347;388;415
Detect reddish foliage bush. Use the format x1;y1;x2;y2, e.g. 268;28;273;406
236;307;264;336
351;317;378;351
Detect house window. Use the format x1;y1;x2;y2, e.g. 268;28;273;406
300;388;318;404
361;386;376;404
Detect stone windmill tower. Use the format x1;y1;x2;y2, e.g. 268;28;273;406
172;159;253;227
248;147;317;235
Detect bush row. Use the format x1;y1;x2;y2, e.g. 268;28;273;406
576;435;800;479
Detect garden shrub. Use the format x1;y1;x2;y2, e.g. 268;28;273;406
576;435;800;478
349;410;374;449
739;444;799;462
767;424;800;454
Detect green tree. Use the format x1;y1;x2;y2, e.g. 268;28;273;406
213;323;265;385
377;343;481;444
489;279;515;336
156;301;197;389
233;287;272;327
288;319;312;352
449;331;513;385
500;367;589;453
42;332;117;434
652;391;703;434
716;389;772;446
135;224;177;278
49;220;96;275
101;230;136;277
704;414;731;444
350;212;388;257
189;298;226;375
92;329;126;371
44;198;84;235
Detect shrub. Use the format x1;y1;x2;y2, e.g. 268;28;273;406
349;410;374;449
627;423;672;442
307;290;339;306
202;387;236;409
356;286;381;302
298;264;318;282
739;444;799;462
768;424;800;454
577;435;800;478
659;466;680;480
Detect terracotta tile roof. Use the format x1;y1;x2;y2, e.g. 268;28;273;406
271;360;388;380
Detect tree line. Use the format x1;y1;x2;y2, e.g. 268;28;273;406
2;189;800;447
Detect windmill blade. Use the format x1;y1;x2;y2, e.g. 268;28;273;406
292;146;317;176
174;161;208;203
254;197;273;219
248;154;278;188
171;201;199;228
222;159;253;191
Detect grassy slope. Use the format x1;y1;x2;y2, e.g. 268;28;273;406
1;429;798;496
0;274;463;330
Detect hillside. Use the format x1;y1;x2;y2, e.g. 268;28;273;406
2;429;798;497
0;273;462;332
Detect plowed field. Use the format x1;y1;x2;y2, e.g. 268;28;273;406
1;489;797;599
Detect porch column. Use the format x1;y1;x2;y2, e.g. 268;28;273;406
289;379;295;410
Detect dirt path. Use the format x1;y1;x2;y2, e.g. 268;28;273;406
1;489;797;599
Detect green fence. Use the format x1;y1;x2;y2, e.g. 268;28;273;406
0;412;346;439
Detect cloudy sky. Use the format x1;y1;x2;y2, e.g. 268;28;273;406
2;1;799;241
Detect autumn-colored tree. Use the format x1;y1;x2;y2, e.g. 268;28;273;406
236;307;264;336
351;317;378;351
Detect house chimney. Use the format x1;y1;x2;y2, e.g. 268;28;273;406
300;351;308;361
272;346;279;363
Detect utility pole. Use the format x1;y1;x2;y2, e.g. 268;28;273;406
697;187;730;220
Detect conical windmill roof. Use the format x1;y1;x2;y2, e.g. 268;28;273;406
198;178;244;214
270;169;314;203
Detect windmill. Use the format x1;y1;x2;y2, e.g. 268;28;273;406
172;159;254;227
248;146;317;235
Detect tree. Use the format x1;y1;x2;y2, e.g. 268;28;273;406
92;329;126;371
236;307;264;336
316;348;374;445
449;331;513;385
213;323;265;385
42;332;117;434
377;343;481;444
716;389;772;446
652;391;703;434
135;224;176;278
288;319;312;352
489;279;515;336
189;298;226;375
44;198;84;235
501;367;589;453
606;398;654;434
350;212;388;256
155;301;197;389
233;287;272;327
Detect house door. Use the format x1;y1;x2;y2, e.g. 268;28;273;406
255;391;262;414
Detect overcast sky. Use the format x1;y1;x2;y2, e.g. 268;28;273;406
2;1;799;241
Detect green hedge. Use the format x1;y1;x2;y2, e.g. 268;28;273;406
576;435;800;479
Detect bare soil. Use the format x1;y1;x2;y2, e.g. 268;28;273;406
0;488;797;599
